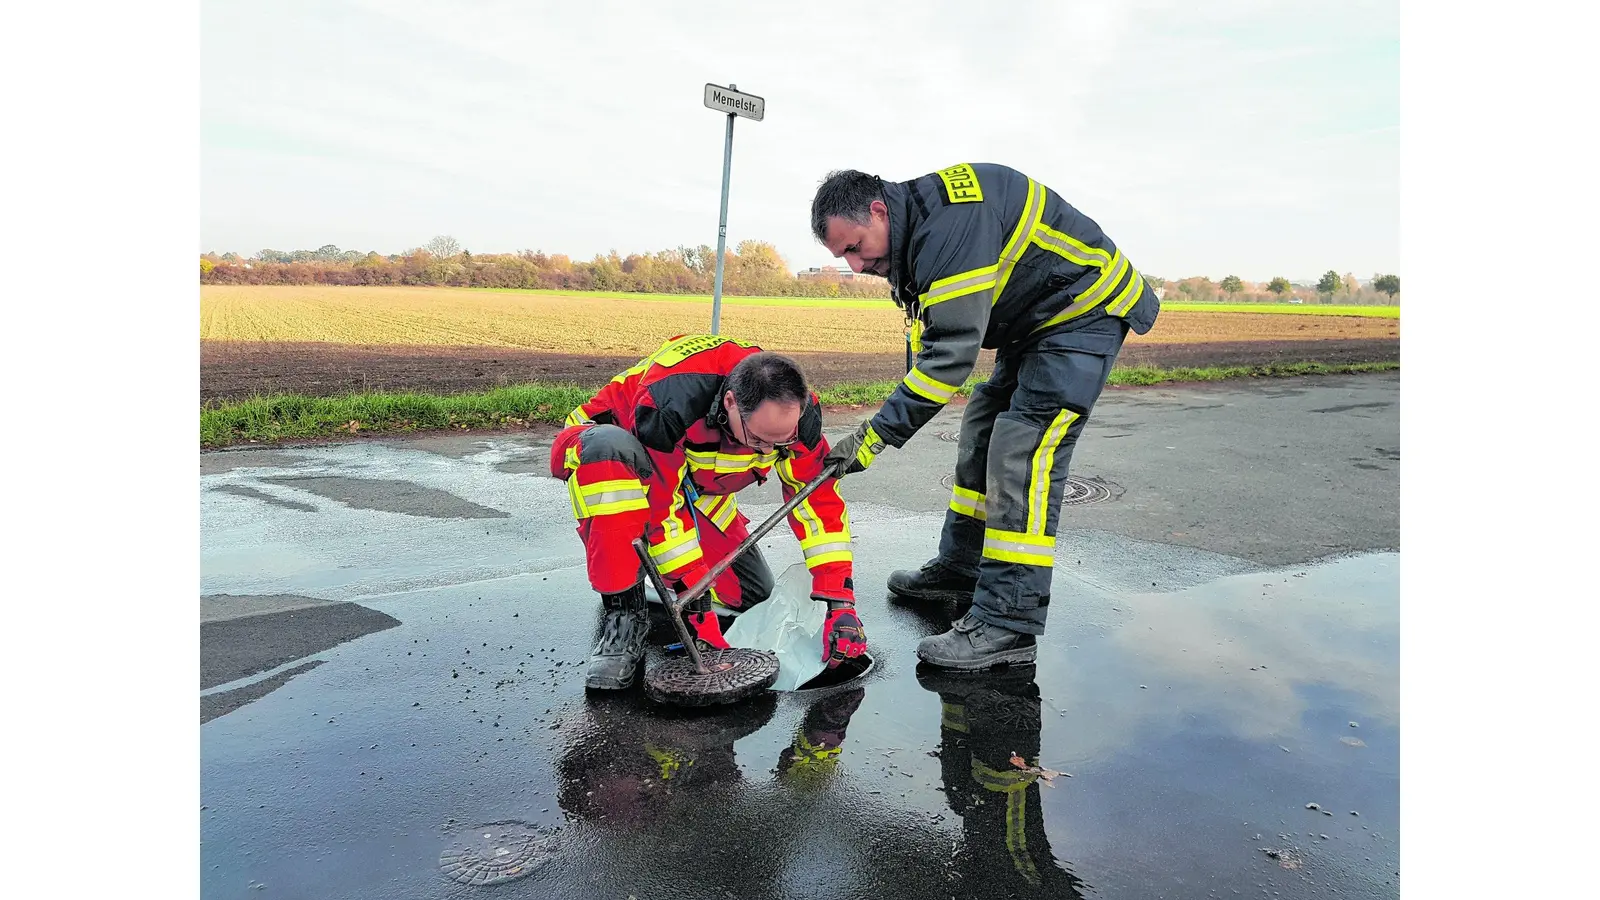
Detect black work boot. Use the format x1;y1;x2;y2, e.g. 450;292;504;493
915;612;1037;670
586;583;651;691
887;558;978;605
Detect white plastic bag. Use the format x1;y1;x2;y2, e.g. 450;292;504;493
723;563;827;691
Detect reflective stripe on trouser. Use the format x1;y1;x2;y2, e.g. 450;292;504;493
935;317;1127;634
551;424;777;603
551;423;656;594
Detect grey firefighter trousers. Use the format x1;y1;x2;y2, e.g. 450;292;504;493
935;315;1128;635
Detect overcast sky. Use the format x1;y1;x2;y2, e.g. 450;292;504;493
201;0;1398;282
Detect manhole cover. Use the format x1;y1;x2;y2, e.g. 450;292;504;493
937;474;1113;505
936;430;961;443
439;821;558;886
1062;477;1113;505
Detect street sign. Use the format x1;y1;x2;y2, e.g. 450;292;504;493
703;83;765;122
703;82;764;334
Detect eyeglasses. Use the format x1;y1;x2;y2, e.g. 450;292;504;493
733;408;799;450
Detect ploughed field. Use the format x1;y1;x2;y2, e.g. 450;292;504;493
200;286;1400;402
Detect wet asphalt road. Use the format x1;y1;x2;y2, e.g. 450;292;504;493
200;372;1399;899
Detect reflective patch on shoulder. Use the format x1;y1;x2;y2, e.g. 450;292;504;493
649;334;760;367
937;163;984;204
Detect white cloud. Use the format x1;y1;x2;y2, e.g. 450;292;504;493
203;0;1398;279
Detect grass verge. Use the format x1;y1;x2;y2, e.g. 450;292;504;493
1162;302;1399;318
200;360;1397;448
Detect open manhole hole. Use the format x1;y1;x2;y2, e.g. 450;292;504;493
439;821;559;886
795;652;876;693
937;474;1113;505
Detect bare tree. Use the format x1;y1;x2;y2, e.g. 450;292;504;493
425;235;461;258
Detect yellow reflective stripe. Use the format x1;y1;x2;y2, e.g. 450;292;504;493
941;701;968;733
585;497;649;516
920;264;998;308
686;448;778;474
902;366;960;404
801;532;853;568
695;493;740;532
610;358;650;384
1027;409;1079;534
950;484;987;520
982;529;1056;567
806;551;853;569
1031;251;1130;333
1007;791;1041;885
1108;267;1146;316
651;530;703;574
909;317;924;354
1031;222;1112;267
800;532;849;551
564;404;593;427
973;758;1035;793
644;743;691;781
578;478;644;498
776;457;825;540
660;458;693;542
995;178;1046;303
580;478;649;515
1031;227;1100;267
566;476;586;518
684;448;719;467
857;424;884;468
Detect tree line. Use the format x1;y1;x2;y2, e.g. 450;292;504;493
199;236;893;299
1155;271;1399;305
201;235;1398;304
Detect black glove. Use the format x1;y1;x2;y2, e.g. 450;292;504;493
823;421;886;478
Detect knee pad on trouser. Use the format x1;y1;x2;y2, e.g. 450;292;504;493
554;424;657;595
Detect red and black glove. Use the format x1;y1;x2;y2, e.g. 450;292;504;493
819;599;867;669
674;564;730;652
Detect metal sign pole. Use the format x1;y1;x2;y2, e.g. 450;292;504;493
710;83;737;335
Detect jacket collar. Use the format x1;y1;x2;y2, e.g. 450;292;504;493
881;178;921;307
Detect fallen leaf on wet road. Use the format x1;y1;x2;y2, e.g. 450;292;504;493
1009;752;1070;783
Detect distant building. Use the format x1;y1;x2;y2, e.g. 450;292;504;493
797;265;886;285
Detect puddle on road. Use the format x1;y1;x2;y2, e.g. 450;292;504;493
260;476;510;519
209;483;319;512
201;551;1397;900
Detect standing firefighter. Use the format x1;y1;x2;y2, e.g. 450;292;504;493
549;334;867;691
813;164;1160;669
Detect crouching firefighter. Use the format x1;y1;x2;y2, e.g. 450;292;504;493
548;334;868;691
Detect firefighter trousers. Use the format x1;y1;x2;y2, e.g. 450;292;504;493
549;423;775;609
937;316;1128;634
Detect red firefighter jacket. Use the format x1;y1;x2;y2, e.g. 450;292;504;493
564;334;854;599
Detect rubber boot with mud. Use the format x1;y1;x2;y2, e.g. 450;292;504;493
887;558;978;605
586;582;651;691
915;611;1037;670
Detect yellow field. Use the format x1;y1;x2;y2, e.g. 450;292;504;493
200;285;1399;354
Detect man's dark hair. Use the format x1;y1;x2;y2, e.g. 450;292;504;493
811;169;883;244
727;352;809;417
